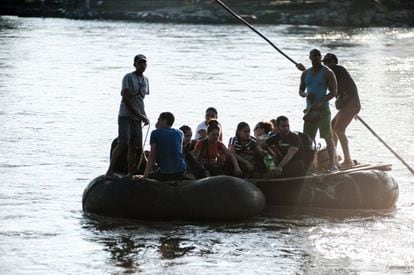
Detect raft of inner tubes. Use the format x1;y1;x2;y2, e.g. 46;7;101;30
82;169;398;221
253;169;399;210
82;175;266;221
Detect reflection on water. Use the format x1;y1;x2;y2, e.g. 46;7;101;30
81;214;202;272
159;237;194;259
79;207;402;274
1;16;414;274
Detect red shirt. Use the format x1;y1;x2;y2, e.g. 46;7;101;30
195;139;226;165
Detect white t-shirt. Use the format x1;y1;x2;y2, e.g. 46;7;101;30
195;121;207;140
118;72;149;120
195;120;223;140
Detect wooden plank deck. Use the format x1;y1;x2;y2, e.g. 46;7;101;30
248;163;392;184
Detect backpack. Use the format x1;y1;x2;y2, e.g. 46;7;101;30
294;131;316;171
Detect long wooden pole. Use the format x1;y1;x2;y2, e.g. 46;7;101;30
214;0;414;175
356;115;414;175
214;0;298;66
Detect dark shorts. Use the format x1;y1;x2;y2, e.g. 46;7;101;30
118;116;142;146
303;107;332;140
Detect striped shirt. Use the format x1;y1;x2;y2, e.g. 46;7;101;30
229;136;257;152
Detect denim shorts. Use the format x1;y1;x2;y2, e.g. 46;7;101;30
118;116;142;146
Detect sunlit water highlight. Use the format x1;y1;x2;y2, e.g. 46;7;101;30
0;16;413;274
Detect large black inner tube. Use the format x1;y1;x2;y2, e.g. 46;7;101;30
83;175;266;221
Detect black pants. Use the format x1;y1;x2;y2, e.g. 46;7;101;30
205;160;234;176
184;151;208;179
282;160;305;178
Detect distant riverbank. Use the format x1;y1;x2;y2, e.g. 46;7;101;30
1;0;413;27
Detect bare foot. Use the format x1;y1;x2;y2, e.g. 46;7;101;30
339;162;354;169
132;175;146;181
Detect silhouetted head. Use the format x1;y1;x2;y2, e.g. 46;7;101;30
235;122;250;140
133;54;147;73
205;107;218;122
276;115;290;135
207;121;221;143
156;112;174;128
179;125;192;145
309;48;322;66
253;121;273;138
322;53;338;68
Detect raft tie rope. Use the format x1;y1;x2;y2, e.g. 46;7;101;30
135;122;150;175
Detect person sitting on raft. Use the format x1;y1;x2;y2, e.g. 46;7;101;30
179;125;197;153
179;125;208;179
270;119;280;136
253;121;274;144
139;112;188;181
193;121;242;177
261;115;306;178
228;122;267;178
195;107;223;141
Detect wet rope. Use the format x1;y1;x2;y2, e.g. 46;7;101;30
135;122;150;174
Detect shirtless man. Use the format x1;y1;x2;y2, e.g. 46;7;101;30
323;53;361;168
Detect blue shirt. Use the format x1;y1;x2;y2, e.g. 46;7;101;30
150;128;186;174
305;65;329;108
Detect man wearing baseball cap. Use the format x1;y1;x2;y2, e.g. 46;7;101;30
323;53;361;168
106;54;150;177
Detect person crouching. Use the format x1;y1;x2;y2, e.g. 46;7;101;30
193;121;242;177
261;116;306;178
139;112;187;181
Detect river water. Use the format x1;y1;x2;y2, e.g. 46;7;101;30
0;16;413;274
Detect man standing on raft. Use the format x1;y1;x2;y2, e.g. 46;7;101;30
298;48;338;172
106;54;150;177
322;53;361;168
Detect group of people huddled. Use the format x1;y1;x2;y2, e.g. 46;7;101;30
183;108;309;180
106;48;361;181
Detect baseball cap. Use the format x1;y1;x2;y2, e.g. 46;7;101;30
134;54;147;62
322;53;338;63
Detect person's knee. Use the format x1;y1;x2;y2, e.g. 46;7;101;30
333;126;345;136
332;123;347;137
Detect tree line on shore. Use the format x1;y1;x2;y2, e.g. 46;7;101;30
1;0;413;27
